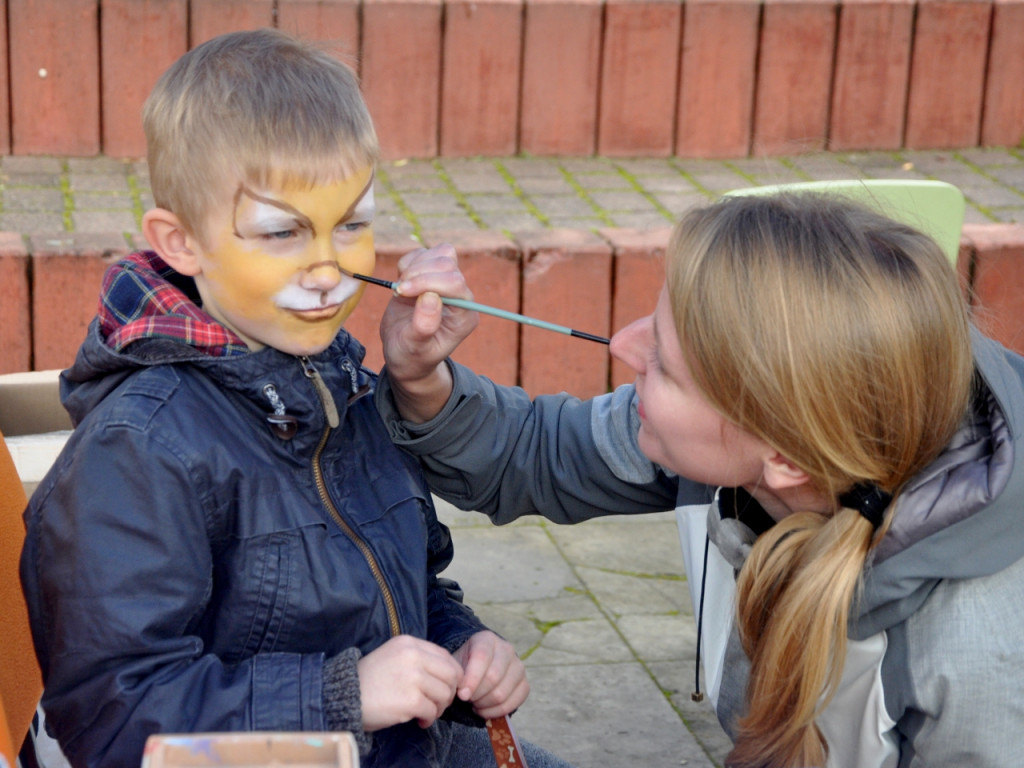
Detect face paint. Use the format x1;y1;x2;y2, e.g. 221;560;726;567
188;166;376;355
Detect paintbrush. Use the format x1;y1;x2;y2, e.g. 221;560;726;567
348;271;610;344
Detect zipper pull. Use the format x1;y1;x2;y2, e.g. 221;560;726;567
341;358;372;405
262;383;298;440
301;358;340;429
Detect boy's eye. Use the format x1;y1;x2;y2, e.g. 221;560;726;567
261;229;297;241
340;220;371;233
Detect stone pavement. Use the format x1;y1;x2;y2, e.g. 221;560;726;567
1;148;1024;244
434;499;730;768
4;147;1023;767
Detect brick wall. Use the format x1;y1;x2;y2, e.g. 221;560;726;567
1;0;1022;161
4;225;1024;398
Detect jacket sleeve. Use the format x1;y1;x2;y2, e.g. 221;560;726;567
375;361;704;525
20;422;327;768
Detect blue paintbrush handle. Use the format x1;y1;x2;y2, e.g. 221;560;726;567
351;273;609;344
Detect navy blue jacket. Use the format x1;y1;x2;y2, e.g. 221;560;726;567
21;318;486;768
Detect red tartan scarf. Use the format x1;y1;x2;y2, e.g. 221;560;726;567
98;251;249;357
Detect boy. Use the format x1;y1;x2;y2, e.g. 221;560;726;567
20;29;571;768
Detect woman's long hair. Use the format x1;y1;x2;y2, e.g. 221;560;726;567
665;193;975;767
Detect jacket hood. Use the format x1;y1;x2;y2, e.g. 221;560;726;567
853;328;1024;637
61;253;370;429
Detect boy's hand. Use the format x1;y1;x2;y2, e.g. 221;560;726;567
357;635;465;731
379;244;479;423
452;631;530;720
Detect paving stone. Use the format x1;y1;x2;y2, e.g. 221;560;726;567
442;525;581;603
67;173;131;192
513;662;718;768
546;518;686;576
575;565;691;617
588;190;658;212
2;188;64;211
0;212;66;232
1;156;64;173
71;210;139;233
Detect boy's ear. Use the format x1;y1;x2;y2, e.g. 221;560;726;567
142;208;203;277
761;451;811;491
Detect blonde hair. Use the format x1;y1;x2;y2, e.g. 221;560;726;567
666;193;975;767
142;28;378;241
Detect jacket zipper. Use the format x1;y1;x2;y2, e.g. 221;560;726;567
301;356;401;637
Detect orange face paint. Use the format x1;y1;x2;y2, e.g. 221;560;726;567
189;166;376;355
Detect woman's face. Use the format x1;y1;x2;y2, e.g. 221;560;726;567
609;286;770;487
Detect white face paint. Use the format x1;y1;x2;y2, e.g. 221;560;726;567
272;274;362;311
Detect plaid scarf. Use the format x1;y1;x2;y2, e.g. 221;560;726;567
98;251;249;357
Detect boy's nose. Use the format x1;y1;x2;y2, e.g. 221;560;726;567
301;260;343;291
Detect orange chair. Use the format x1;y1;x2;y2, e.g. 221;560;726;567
1;426;43;767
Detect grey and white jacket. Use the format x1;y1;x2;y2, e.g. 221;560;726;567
376;329;1024;767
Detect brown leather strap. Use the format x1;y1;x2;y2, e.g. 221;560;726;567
485;714;530;768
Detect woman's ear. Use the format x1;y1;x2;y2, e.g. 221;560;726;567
761;451;811;490
142;208;203;277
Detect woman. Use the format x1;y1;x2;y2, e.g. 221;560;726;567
373;193;1024;767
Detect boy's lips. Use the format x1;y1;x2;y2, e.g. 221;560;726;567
287;303;344;321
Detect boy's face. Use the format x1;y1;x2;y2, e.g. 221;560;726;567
190;165;376;356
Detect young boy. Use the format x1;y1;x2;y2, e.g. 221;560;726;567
19;29;571;768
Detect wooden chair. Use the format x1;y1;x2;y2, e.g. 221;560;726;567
0;427;43;768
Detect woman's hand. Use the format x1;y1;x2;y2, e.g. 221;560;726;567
379;244;479;422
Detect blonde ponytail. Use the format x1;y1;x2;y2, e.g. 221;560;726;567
727;507;880;767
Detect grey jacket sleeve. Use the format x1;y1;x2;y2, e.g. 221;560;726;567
375;361;701;524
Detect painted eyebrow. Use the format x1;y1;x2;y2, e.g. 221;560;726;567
232;170;376;238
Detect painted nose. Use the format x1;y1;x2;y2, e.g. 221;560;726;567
301;260;343;292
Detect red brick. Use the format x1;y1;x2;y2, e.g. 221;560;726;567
0;233;30;374
343;231;421;372
361;0;443;160
439;0;523;156
419;230;521;386
752;0;837;156
598;227;670;389
519;0;602;156
675;0;760;158
189;0;274;46
276;0;360;67
964;223;1024;355
29;234;132;371
980;0;1024;147
828;0;913;151
9;0;100;155
597;0;682;157
904;0;991;150
100;0;188;159
0;0;10;154
514;229;612;398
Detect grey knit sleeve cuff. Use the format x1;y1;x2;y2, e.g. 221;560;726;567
322;646;372;755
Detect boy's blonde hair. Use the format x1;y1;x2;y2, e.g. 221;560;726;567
666;193;974;768
143;28;379;241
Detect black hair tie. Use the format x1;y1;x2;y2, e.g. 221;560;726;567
838;483;892;529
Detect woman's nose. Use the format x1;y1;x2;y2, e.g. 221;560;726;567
609;315;652;374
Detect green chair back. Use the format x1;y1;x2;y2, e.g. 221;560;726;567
725;179;965;267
